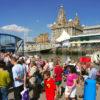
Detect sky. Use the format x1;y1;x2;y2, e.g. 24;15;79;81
0;0;100;39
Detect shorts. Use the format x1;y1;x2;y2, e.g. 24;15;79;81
56;81;62;86
65;86;76;98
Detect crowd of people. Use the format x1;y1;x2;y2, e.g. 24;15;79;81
0;52;100;100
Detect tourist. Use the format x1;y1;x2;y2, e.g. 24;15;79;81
27;61;37;86
54;61;63;97
0;60;11;100
75;62;81;74
4;53;11;65
44;71;56;100
81;63;89;81
88;62;98;80
43;59;49;72
28;61;37;98
63;63;70;81
11;56;26;100
48;58;54;77
26;57;31;74
35;55;42;68
65;65;78;100
33;68;43;100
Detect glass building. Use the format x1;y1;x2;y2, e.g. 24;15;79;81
0;33;23;52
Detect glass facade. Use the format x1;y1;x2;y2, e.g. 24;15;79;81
0;33;23;52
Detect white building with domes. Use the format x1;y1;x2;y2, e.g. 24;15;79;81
50;6;100;43
49;6;83;43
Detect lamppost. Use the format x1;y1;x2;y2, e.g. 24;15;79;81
24;32;28;56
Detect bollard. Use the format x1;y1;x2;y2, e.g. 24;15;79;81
84;79;96;100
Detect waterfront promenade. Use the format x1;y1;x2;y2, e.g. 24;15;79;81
8;81;100;100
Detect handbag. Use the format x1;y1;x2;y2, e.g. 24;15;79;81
21;88;30;100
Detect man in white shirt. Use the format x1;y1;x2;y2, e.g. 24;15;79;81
11;57;26;100
88;63;97;80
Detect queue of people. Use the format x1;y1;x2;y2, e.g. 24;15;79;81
0;52;100;100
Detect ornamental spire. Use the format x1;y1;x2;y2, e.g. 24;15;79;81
74;12;80;25
56;5;67;25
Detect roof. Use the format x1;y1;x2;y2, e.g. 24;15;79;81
84;25;100;29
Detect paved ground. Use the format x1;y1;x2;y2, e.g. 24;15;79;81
8;80;100;100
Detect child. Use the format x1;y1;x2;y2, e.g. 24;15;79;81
44;71;56;100
65;65;78;100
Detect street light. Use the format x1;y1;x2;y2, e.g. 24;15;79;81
24;32;28;56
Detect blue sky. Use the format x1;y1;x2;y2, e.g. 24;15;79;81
0;0;100;39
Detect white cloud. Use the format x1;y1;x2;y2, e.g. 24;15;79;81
0;24;31;33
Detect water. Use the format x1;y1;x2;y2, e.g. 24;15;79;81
27;52;82;64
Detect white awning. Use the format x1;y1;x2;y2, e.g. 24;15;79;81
56;30;70;42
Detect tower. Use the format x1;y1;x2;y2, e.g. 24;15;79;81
73;13;80;26
72;13;83;35
56;6;67;25
50;6;68;43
